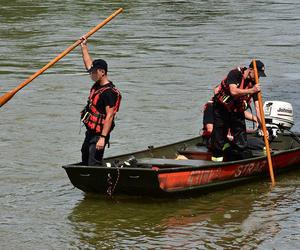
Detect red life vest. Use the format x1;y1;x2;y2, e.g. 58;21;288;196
215;67;253;112
81;83;121;134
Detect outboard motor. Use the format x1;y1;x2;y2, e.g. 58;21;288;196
263;101;294;138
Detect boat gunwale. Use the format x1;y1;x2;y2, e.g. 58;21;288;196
62;145;300;173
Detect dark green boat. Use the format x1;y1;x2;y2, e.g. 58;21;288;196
63;101;300;196
63;132;300;197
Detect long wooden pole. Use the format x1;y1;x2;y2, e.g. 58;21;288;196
252;59;276;186
0;8;123;108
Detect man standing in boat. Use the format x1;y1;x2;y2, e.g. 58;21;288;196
211;60;266;162
201;99;259;148
80;37;122;166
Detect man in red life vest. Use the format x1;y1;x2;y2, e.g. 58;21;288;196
80;37;122;166
211;60;266;161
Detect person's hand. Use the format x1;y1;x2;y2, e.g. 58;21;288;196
96;137;105;150
258;128;269;140
80;36;87;47
251;84;261;94
227;134;234;141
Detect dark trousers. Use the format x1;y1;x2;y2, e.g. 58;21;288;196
81;131;109;166
211;102;247;158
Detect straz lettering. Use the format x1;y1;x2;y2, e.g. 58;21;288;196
187;168;221;186
234;161;266;178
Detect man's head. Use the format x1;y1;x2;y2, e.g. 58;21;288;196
249;60;266;78
88;59;108;82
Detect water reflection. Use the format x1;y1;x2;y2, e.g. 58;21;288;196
68;182;276;249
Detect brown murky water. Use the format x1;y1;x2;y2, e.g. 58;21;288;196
1;0;300;249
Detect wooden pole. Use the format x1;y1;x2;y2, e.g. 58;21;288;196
0;8;123;108
252;59;276;186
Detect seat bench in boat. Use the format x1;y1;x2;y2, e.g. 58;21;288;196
176;145;211;160
177;145;208;154
136;158;215;168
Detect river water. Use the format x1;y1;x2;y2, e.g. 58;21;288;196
0;0;300;249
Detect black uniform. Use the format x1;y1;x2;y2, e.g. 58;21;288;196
203;102;214;127
81;82;119;166
211;68;257;160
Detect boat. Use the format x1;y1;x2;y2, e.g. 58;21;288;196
63;101;300;197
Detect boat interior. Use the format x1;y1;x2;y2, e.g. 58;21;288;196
102;132;300;168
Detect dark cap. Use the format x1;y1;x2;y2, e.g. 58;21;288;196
249;60;266;77
87;59;108;73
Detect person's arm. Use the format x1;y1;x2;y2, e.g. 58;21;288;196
227;70;261;97
244;110;257;122
95;106;115;150
201;101;214;136
254;99;269;138
80;36;93;71
245;110;258;129
254;99;262;125
229;84;261;97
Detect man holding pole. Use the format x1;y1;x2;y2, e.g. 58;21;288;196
211;60;266;162
0;8;123;108
80;37;122;166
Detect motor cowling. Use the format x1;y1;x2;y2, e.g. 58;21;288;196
263;101;294;136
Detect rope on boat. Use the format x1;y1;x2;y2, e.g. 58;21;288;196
106;167;120;197
290;131;300;144
276;124;300;146
106;156;137;197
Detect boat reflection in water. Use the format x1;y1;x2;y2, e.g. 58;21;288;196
67;177;299;249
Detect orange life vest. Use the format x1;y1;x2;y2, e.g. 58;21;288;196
215;67;253;112
81;83;121;134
